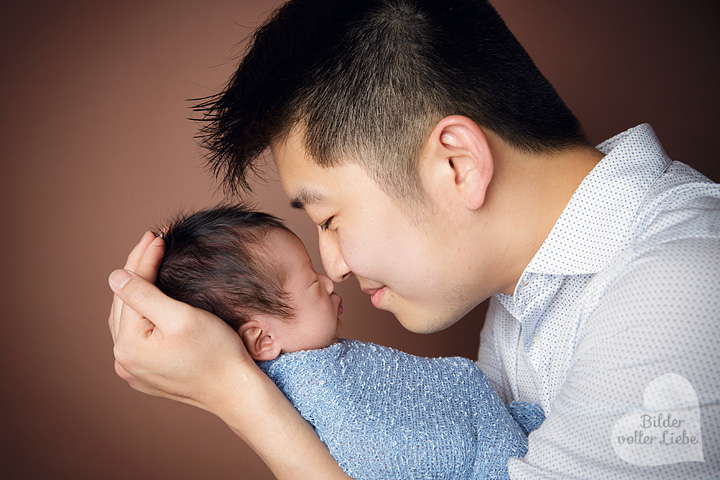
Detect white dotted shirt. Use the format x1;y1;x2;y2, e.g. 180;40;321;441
478;124;720;478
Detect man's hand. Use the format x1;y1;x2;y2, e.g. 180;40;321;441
106;232;352;479
107;232;253;413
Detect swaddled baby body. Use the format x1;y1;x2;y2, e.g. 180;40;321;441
260;339;543;480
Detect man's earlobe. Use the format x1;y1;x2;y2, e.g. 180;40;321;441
425;116;494;210
239;321;281;361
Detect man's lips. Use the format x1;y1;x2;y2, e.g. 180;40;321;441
362;286;387;308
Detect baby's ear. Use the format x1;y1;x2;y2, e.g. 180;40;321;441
239;320;282;361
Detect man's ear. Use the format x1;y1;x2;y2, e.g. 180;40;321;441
238;319;282;361
421;115;494;210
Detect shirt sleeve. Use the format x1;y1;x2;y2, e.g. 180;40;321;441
508;237;720;479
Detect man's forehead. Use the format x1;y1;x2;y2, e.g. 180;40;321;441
270;134;313;203
271;127;320;175
272;145;329;211
271;128;341;211
270;124;313;167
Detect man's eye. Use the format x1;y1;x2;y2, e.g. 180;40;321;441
319;216;334;232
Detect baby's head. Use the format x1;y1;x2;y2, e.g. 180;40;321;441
156;204;343;361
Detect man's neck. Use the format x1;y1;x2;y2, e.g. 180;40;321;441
483;140;605;295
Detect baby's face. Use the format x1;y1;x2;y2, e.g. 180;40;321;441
270;230;343;352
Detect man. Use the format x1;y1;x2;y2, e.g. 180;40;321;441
109;0;719;478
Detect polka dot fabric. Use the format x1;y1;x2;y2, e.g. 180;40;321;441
477;124;720;478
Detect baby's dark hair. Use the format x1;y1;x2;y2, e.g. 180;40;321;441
155;204;293;331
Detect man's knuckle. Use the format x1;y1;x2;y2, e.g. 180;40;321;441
114;360;132;381
113;342;136;369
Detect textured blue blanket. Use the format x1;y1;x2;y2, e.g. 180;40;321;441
258;339;544;479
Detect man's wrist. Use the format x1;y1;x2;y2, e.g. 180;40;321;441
205;359;272;428
213;362;351;479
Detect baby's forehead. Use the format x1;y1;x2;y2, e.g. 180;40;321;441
260;227;310;276
265;227;304;251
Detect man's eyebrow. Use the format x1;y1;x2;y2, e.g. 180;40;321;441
290;188;326;210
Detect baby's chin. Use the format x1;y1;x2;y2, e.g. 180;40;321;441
335;317;343;337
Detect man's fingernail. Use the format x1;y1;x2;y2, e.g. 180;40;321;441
109;270;132;291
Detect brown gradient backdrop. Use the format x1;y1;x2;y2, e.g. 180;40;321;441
1;1;717;478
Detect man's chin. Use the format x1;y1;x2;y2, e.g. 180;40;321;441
392;305;464;334
394;313;448;334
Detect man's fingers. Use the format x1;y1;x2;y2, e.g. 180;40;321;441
114;359;133;382
113;360;164;398
109;293;125;342
109;232;162;343
108;299;117;341
124;231;157;272
135;235;165;283
109;269;185;332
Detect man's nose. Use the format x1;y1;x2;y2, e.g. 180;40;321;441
318;231;352;283
319;274;335;295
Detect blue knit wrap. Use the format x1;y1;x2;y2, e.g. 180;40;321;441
258;339;544;479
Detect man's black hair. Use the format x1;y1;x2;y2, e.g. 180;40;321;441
196;0;587;198
156;204;293;331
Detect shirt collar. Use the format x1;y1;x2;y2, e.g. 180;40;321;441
523;123;672;277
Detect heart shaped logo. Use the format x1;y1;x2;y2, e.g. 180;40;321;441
611;373;704;466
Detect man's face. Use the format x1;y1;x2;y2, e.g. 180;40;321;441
272;129;484;333
269;229;343;352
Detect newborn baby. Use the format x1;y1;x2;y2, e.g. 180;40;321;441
156;205;544;479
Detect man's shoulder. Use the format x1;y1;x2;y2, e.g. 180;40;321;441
630;161;719;246
598;160;720;299
571;163;720;348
